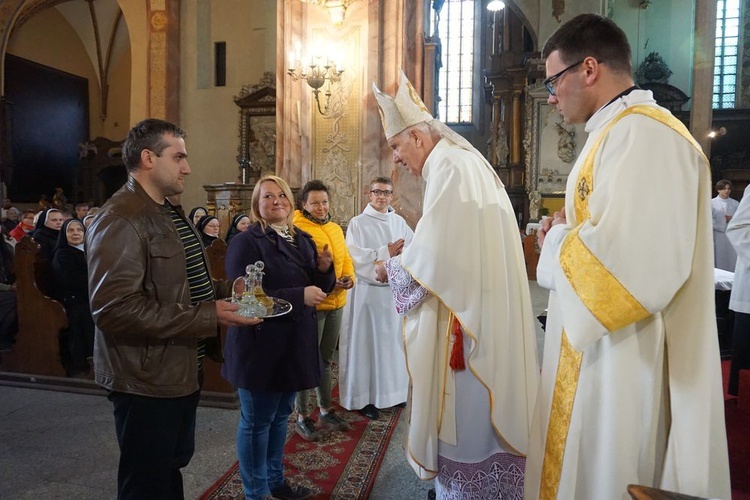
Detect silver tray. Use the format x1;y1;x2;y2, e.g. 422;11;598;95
225;296;293;319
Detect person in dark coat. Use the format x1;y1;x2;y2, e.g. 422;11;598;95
222;175;335;500
51;218;95;377
0;226;18;352
225;213;250;244
32;208;64;262
196;214;220;248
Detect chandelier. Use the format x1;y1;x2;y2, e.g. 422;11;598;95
299;0;360;26
288;55;344;115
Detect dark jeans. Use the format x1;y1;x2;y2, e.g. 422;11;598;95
0;290;18;347
108;374;202;500
729;311;750;396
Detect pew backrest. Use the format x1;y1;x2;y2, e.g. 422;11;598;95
2;236;68;377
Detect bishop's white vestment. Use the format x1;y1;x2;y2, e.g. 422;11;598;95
526;90;731;500
386;137;539;499
338;203;414;410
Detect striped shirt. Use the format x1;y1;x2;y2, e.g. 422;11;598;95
167;203;215;365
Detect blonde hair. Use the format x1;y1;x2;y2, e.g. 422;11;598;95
250;175;296;236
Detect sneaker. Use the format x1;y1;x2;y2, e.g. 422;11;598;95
271;479;312;499
318;408;351;431
295;417;320;441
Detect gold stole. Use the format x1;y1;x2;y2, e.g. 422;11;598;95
538;105;705;499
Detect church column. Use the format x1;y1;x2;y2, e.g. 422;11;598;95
510;89;522;166
690;0;717;156
147;0;180;122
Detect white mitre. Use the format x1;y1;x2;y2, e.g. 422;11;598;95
372;70;433;140
372;70;501;183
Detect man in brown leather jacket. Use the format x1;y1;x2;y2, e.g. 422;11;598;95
86;119;261;499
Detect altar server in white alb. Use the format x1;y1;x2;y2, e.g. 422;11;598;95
339;176;414;421
372;71;539;499
529;14;730;500
712;179;740;271
726;184;750;397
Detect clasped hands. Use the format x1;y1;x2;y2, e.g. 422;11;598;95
374;238;406;283
537;207;567;248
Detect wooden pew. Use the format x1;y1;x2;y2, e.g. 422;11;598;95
522;232;540;280
0;236;240;407
0;236;67;377
206;237;228;281
201;238;236;404
627;484;707;500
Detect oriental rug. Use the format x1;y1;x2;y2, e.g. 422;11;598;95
200;377;402;499
722;360;750;500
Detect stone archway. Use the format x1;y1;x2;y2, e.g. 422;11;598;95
0;0;179;121
0;0;180;198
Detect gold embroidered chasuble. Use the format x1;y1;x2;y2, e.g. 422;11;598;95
525;94;731;500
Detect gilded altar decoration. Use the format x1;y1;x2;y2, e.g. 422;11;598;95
150;11;167;30
552;0;565;23
524;86;587;198
234;73;277;184
556;120;576;164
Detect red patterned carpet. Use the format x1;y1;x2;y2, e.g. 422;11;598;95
722;361;750;500
200;384;401;500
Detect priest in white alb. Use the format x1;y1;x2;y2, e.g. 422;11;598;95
372;71;540;499
527;14;730;500
338;176;414;421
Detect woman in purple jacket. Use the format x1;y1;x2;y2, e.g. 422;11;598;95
222;175;335;500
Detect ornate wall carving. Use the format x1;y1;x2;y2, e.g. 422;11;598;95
524;85;587;219
234;72;277;184
311;27;359;224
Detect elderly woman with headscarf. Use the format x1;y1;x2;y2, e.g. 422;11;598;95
188;206;208;226
51;218;94;377
196;214;221;248
225;213;251;244
221;175;335;500
32;208;64;262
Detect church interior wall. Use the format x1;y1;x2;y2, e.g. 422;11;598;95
100;41;132;141
611;0;695;105
6;8;103;140
178;0;277;215
117;0;147;128
534;0;604;45
0;0;746;221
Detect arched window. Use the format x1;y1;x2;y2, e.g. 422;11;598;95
431;0;476;124
714;0;741;109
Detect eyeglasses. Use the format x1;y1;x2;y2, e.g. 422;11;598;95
370;189;393;196
543;60;585;96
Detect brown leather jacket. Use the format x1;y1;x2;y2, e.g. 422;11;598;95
86;177;224;397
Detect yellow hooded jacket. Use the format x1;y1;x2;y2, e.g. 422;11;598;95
293;209;354;311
